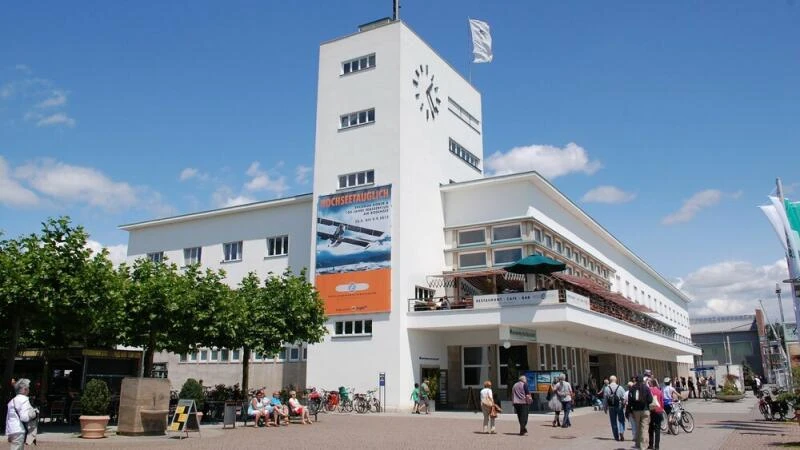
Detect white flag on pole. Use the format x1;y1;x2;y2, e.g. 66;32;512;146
469;19;493;63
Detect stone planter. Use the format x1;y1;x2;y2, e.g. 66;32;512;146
716;393;745;402
139;409;169;435
79;415;110;439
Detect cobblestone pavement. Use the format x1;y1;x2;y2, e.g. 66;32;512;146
32;395;800;449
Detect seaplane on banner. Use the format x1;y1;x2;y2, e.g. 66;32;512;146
317;217;388;248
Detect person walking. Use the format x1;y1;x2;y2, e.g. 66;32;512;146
419;379;430;414
625;380;637;441
479;380;497;434
511;375;532;436
5;379;37;450
603;375;626;441
555;374;573;428
627;376;653;450
410;383;420;414
647;378;664;450
547;382;562;427
687;376;695;398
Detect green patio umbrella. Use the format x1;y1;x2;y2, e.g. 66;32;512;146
503;254;566;274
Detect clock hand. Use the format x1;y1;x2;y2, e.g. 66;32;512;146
427;94;435;115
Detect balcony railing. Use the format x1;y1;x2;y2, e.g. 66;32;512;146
407;290;696;347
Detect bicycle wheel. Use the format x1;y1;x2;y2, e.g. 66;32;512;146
372;400;381;413
355;398;368;414
342;399;354;413
759;402;771;420
660;413;669;432
680;411;694;433
668;414;680;435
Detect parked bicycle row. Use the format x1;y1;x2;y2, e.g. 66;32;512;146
305;387;382;415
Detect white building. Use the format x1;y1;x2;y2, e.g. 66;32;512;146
122;18;700;408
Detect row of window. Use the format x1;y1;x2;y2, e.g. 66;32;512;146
341;53;376;75
617;276;689;328
458;247;523;268
448;138;481;171
340;108;375;130
338;169;375;190
146;236;289;265
463;345;579;388
533;228;608;279
179;345;307;363
333;319;373;337
458;224;521;247
447;97;480;132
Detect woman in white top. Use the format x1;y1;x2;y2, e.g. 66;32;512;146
248;390;272;427
479;380;497;434
6;378;37;450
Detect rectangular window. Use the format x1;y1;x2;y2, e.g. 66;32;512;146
278;348;287;361
415;286;435;299
499;345;528;388
210;349;219;361
183;247;201;266
147;252;164;263
333;320;372;337
463;346;488;387
220;348;229;362
199;349;208;362
448;138;481;171
493;248;522;266
447;97;481;132
550;346;557;370
341;53;376;75
189;352;198;362
539;345;546;370
458;229;485;246
492;224;521;242
223;241;243;262
232;349;240;361
289;346;300;361
340;108;375;130
267;235;289;256
545;235;553;249
565;247;572;259
337;169;375;189
303;347;308;360
534;229;542;242
556;241;563;254
459;252;486;268
561;347;568;369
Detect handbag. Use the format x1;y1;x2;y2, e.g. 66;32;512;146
481;396;494;409
649;393;660;411
489;404;500;418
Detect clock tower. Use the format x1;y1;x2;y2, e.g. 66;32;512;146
306;19;484;410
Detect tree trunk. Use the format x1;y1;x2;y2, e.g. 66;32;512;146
241;347;251;395
144;334;156;378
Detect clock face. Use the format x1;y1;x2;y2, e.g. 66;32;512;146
412;64;441;121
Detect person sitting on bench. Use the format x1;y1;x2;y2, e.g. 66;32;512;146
287;391;312;424
248;390;273;427
269;391;288;426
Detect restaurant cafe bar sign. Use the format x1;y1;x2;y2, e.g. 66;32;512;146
473;291;559;309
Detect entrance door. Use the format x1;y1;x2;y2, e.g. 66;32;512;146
420;367;440;406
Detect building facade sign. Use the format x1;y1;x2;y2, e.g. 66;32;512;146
315;185;392;315
565;291;590;310
473;290;558;309
783;323;798;343
499;325;537;343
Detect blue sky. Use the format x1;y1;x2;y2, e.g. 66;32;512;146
2;1;799;317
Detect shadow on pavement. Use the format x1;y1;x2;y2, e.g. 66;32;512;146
707;419;787;434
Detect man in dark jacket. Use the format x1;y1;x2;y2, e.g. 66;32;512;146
627;376;653;450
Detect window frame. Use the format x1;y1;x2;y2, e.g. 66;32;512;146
337;169;375;190
266;235;289;257
447;97;481;133
458;251;487;269
339;108;376;130
222;241;243;262
333;319;373;337
493;247;523;266
462;346;489;388
147;252;164;263
183;247;202;266
448;138;481;172
457;228;485;247
341;53;376;76
491;224;522;243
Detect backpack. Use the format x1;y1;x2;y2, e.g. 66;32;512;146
628;383;652;410
607;386;621;408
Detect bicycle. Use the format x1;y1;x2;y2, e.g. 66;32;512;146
701;387;715;401
665;400;694;435
338;387;354;413
354;389;381;413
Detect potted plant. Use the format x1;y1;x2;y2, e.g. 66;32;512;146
716;374;745;402
179;378;205;426
79;379;111;439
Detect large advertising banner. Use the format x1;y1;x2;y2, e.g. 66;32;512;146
315;185;392;315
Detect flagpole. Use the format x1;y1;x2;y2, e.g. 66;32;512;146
467;17;472;83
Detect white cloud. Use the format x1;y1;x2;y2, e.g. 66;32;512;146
35;112;76;127
14;64;31;74
224;195;257;207
485;142;602;179
179;167;208;182
244;161;288;195
0;156;39;207
86;240;128;266
581;185;636;204
662;189;723;225
11;158;172;215
677;259;791;321
36;89;67;108
211;185;256;208
295;165;312;185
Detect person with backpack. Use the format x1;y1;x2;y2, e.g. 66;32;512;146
603;375;627;441
627;375;653;450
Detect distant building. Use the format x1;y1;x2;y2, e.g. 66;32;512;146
690;314;764;379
